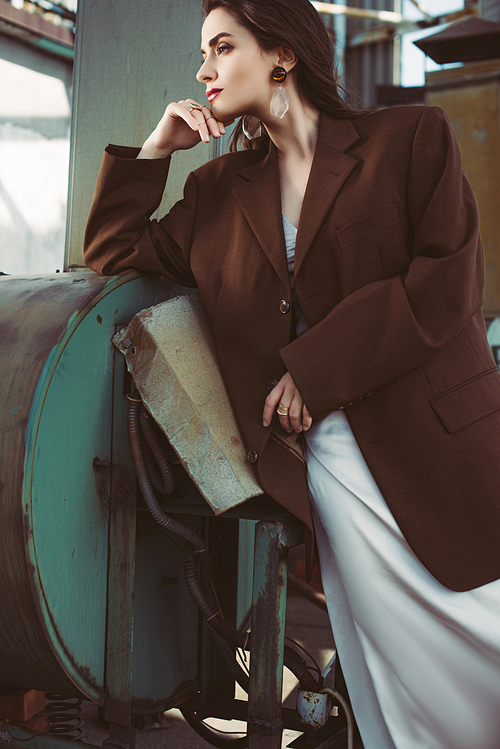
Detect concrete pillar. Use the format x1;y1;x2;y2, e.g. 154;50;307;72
66;0;212;270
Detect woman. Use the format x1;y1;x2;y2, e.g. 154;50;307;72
84;0;500;746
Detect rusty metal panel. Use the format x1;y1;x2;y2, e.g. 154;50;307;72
113;294;264;515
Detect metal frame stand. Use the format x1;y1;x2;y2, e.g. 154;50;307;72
192;512;350;748
0;508;351;749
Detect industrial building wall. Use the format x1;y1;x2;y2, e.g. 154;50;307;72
0;34;72;275
344;0;398;107
479;0;500;20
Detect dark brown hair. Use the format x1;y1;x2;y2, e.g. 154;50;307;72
201;0;360;150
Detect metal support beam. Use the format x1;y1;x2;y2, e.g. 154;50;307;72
311;2;403;23
407;0;433;21
0;2;74;50
102;344;137;731
247;516;303;749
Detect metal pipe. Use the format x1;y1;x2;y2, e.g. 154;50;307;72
407;0;433;21
311;2;403;23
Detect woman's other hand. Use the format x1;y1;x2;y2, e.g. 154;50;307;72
137;99;233;159
263;372;312;433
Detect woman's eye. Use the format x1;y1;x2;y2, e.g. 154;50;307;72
216;44;231;55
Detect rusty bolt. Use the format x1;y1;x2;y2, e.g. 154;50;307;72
93;457;111;469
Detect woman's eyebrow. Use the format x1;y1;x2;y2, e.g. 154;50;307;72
201;32;233;55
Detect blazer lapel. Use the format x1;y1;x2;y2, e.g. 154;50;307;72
294;115;360;277
232;146;290;289
231;114;360;286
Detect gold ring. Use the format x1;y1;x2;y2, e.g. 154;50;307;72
189;103;203;112
277;404;289;416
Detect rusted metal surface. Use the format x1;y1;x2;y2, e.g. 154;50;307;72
103;465;136;727
113;293;264;515
0;272;115;698
247;516;303;749
0;728;101;749
0;270;186;702
296;691;331;731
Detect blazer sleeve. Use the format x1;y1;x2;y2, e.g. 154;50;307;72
83;145;198;287
280;106;485;419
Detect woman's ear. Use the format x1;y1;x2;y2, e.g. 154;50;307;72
277;46;298;72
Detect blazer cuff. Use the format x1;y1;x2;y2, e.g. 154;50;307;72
106;144;143;159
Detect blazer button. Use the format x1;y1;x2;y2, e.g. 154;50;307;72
267;379;279;392
247;450;258;464
279;300;290;314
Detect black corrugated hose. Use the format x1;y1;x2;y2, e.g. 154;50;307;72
128;399;209;554
139;407;176;495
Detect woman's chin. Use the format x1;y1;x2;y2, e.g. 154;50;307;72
212;105;236;123
212;102;250;124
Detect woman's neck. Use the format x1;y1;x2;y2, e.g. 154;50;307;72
263;91;320;162
262;93;319;230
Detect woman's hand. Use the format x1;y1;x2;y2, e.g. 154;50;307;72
137;99;233;159
263;372;312;433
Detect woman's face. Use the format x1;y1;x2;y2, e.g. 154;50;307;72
197;8;279;122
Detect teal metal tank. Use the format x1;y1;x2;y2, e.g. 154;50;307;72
0;270;200;710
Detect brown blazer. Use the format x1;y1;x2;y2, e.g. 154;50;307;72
85;105;500;592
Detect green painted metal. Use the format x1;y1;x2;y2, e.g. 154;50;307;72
0;270;198;707
237;519;257;628
32;38;74;59
247;516;304;749
103;339;137;727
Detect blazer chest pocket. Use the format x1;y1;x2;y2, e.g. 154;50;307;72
335;203;404;293
336;202;402;251
429;368;500;433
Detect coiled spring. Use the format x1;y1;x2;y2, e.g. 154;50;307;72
44;695;83;741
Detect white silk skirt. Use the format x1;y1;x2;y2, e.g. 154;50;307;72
304;410;500;749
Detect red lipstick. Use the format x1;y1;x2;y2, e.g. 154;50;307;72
206;88;223;102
